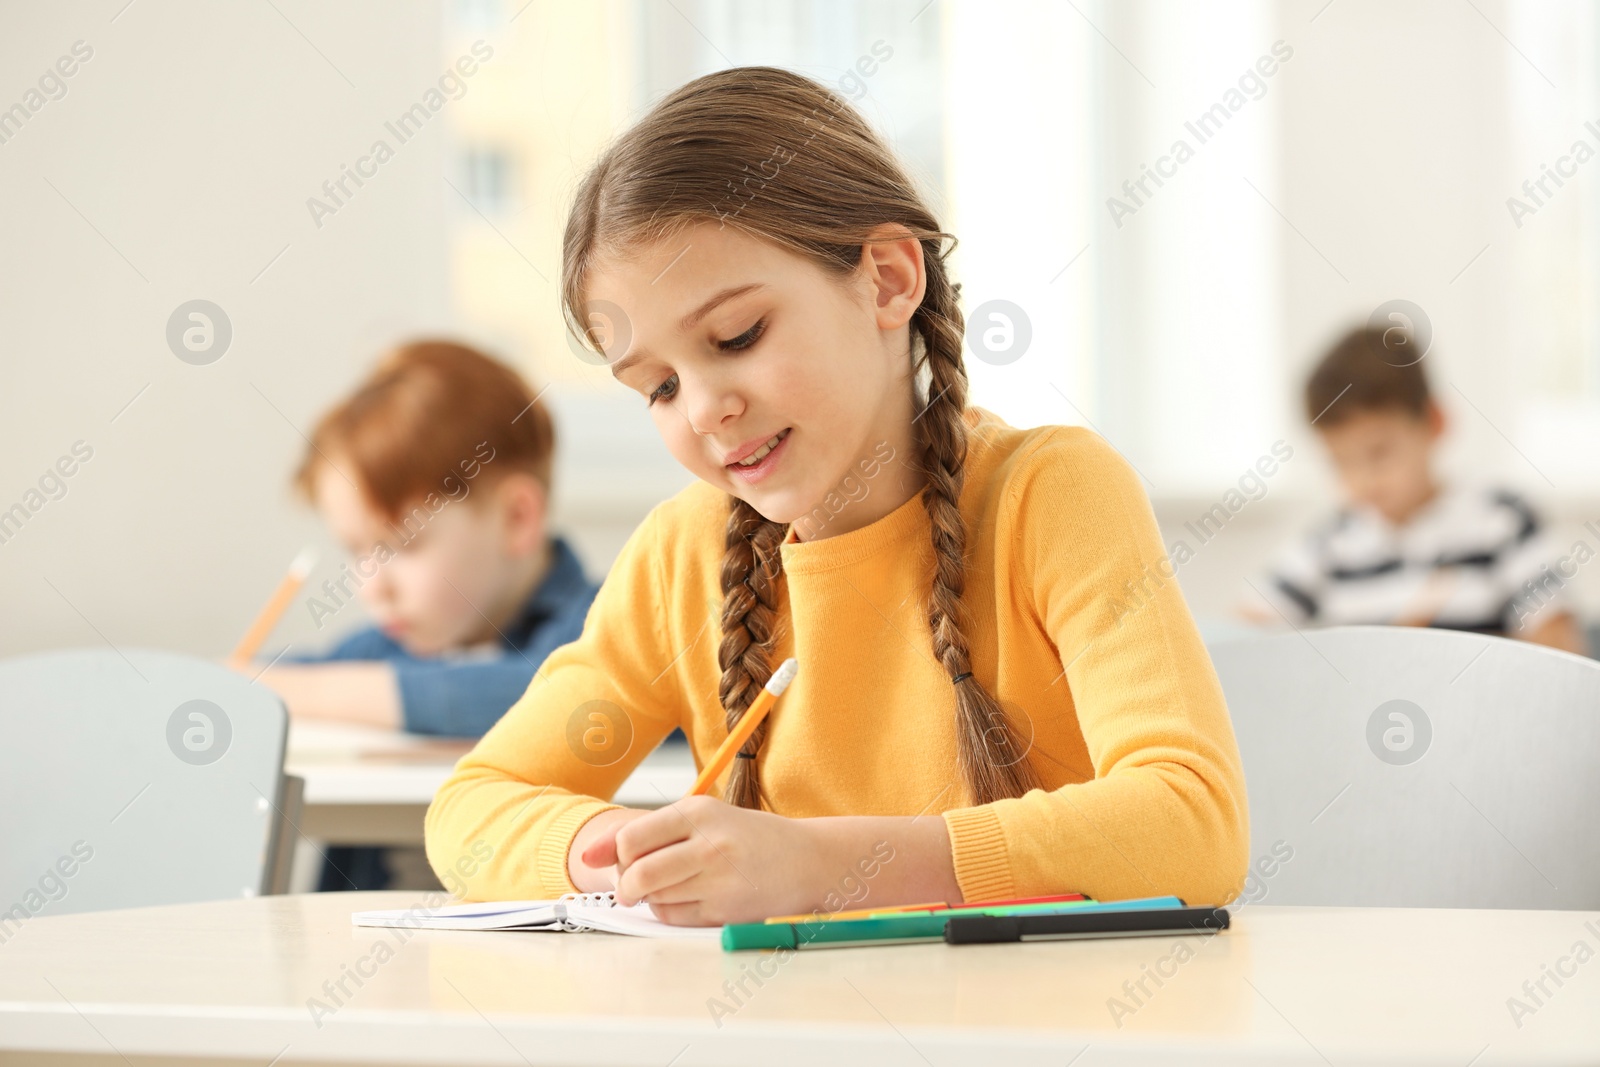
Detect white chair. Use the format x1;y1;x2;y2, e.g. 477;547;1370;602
0;649;300;922
1210;625;1600;909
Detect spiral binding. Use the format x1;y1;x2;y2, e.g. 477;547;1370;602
553;890;618;931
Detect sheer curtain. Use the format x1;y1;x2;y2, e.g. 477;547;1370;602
1505;0;1600;491
949;0;1284;490
444;0;1291;576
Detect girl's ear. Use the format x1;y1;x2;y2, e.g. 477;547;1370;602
860;223;926;331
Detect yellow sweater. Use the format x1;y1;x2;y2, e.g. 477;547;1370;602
425;405;1250;906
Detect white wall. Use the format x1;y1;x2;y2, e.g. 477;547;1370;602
0;1;455;657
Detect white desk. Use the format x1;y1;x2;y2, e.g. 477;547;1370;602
287;722;698;845
2;892;1597;1065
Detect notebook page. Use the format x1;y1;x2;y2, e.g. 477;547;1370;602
353;899;564;931
352;891;721;938
562;901;723;940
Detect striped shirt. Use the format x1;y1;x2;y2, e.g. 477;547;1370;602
1258;485;1568;636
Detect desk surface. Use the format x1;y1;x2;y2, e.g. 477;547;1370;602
286;721;696;808
2;892;1596;1066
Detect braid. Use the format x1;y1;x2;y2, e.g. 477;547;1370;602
709;243;1041;811
913;241;1044;806
716;496;788;809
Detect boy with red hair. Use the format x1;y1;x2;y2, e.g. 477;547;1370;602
257;340;600;737
249;342;603;892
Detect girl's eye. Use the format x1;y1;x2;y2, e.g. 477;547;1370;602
648;374;678;405
646;318;766;405
718;317;768;351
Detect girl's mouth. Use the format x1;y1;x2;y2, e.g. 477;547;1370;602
726;427;792;483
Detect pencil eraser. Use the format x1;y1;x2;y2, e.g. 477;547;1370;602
764;657;799;696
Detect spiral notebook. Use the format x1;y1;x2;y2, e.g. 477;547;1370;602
351;891;721;940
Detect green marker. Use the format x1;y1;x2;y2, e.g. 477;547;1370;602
722;895;1186;951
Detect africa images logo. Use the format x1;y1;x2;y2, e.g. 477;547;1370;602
1366;699;1431;766
166;700;232;766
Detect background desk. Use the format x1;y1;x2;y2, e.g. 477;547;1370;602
287;722;698;845
2;892;1597;1066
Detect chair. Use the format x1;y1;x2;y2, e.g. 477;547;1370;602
0;649;300;924
1209;625;1600;910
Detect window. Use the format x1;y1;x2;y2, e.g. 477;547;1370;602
458;147;518;217
629;0;945;201
1503;0;1600;489
437;1;1286;508
448;0;502;34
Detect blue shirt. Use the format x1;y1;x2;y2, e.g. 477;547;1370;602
286;536;599;738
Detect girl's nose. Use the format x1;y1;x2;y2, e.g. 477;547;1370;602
680;371;744;437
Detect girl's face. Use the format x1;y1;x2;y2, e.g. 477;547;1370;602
586;220;927;537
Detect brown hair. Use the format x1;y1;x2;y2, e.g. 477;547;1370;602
560;67;1040;810
295;339;556;520
1305;326;1433;427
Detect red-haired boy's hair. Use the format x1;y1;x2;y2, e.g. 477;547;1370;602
295;340;555;519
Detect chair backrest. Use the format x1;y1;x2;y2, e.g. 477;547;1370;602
0;649;291;926
1210;626;1600;909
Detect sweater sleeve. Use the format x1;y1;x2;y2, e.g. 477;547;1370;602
423;507;681;900
392;657;546;738
939;430;1251;907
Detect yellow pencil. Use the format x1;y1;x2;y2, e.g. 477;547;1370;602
763;901;946;924
227;548;317;670
687;657;798;797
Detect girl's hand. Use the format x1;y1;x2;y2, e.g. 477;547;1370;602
580;795;826;926
568;807;653;893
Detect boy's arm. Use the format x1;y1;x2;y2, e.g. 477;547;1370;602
390;661;550;737
1237;533;1323;627
938;430;1250;907
250;593;594;736
387;597;594;737
252;628;403;728
1524;611;1589;655
1495;503;1585;651
256;662;402;729
424;507;682;901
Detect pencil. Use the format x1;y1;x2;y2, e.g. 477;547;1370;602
688;657;798;797
227;548;317;670
762;893;1089;925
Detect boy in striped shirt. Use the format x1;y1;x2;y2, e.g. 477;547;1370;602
1244;326;1587;653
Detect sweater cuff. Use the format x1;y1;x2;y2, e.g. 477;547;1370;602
942;804;1015;903
538;801;626;897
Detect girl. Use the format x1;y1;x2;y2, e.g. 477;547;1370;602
425;67;1249;925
